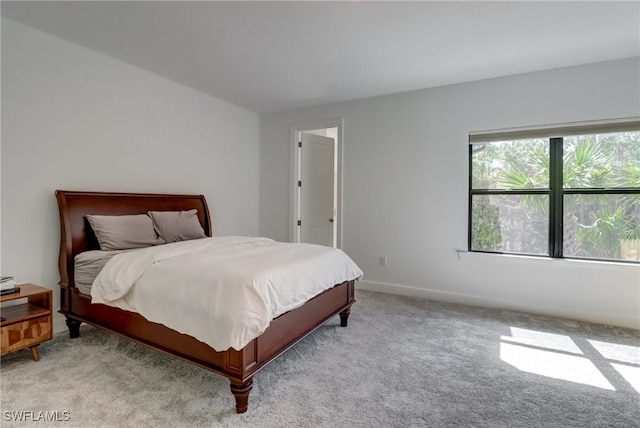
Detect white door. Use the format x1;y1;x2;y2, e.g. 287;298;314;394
299;132;336;247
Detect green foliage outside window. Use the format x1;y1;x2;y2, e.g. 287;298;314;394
470;130;640;262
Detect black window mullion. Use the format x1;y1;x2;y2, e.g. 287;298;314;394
549;137;564;258
468;144;473;251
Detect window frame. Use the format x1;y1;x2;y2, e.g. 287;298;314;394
468;119;640;264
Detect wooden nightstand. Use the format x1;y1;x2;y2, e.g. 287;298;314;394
1;284;53;361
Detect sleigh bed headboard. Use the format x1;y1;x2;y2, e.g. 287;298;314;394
55;190;212;288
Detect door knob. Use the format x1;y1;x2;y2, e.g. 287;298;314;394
329;218;334;223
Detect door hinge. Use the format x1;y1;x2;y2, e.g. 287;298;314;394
297;220;301;226
298;141;302;148
298;180;302;187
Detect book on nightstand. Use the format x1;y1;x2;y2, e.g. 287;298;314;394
0;276;19;295
0;287;20;296
1;276;17;289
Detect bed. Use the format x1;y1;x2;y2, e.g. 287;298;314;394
55;190;358;413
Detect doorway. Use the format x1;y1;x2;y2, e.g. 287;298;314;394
291;120;343;248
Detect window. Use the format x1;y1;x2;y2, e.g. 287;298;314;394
469;119;640;263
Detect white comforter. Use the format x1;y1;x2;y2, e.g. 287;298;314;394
91;236;363;351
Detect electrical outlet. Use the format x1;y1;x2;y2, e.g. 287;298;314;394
380;256;388;266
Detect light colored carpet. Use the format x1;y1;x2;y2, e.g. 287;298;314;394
1;290;639;427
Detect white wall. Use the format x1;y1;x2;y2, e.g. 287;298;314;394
1;18;260;332
260;57;640;329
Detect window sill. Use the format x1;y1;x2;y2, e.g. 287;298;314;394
456;250;639;267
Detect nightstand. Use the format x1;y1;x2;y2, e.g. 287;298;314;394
1;284;53;361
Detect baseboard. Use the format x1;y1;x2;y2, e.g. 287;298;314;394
356;280;640;330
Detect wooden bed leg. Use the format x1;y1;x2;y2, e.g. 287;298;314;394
66;318;82;338
229;378;253;414
339;307;351;327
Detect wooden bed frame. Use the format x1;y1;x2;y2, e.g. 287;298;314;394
55;190;355;413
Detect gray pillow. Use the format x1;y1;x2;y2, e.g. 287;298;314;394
86;214;165;251
148;210;206;243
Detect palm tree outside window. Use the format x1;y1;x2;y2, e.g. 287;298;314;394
469;119;640;263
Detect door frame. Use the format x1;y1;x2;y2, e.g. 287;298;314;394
290;118;344;248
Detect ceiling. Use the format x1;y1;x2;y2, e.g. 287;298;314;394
3;1;639;114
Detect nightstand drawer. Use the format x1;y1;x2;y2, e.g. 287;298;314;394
1;316;52;354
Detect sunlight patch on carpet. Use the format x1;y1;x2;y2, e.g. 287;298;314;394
586;339;640;394
611;364;640;394
499;327;626;391
501;327;583;354
500;341;615;390
588;340;640;365
501;328;640;393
